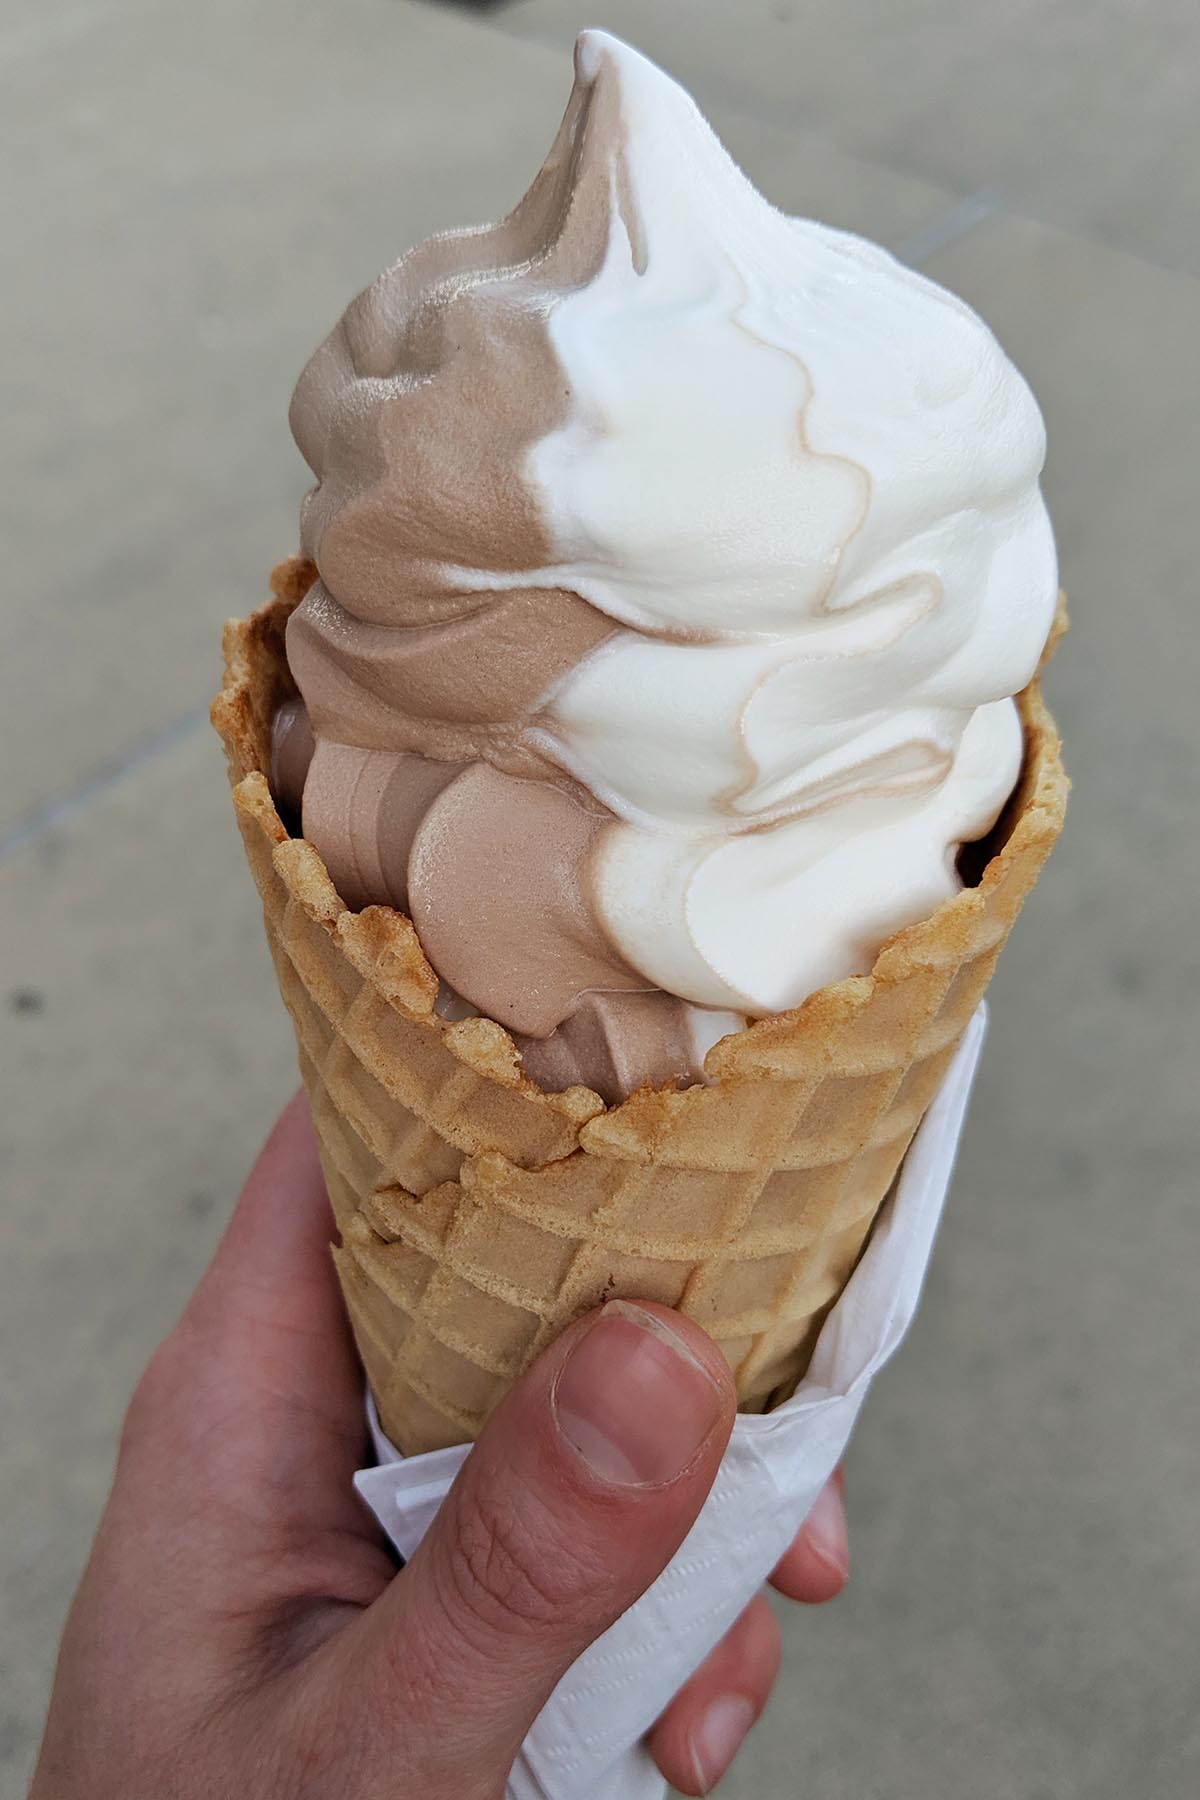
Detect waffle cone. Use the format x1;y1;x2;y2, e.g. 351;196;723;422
212;558;1068;1453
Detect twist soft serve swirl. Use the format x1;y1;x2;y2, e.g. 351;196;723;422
282;30;1057;1071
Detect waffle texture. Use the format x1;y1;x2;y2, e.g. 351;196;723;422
213;558;1068;1453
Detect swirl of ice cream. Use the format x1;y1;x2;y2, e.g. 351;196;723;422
278;29;1057;1094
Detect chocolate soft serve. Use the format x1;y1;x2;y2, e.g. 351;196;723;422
274;30;1058;1101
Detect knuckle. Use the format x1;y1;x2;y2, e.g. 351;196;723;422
443;1489;609;1642
446;1494;561;1634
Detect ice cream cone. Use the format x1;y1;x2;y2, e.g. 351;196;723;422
213;558;1068;1454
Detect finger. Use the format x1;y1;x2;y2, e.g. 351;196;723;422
197;1089;346;1342
42;1098;385;1760
352;1301;736;1797
196;1086;368;1466
171;1091;361;1428
119;1093;377;1573
769;1470;849;1603
647;1593;781;1796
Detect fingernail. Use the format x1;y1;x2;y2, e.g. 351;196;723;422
688;1694;756;1793
805;1476;850;1580
551;1301;726;1487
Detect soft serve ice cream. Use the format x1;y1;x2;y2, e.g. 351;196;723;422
272;30;1058;1102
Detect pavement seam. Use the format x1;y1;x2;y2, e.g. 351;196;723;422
0;707;210;863
893;187;1005;267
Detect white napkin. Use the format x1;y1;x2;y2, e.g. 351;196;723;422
355;1006;987;1800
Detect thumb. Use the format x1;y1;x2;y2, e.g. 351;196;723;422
357;1301;735;1796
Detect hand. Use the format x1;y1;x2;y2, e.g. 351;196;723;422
32;1095;848;1799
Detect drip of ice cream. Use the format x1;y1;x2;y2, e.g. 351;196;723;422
276;29;1057;1098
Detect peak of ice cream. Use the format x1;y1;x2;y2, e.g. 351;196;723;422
275;29;1058;1099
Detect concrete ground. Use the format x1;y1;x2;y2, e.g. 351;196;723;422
2;0;1196;1793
